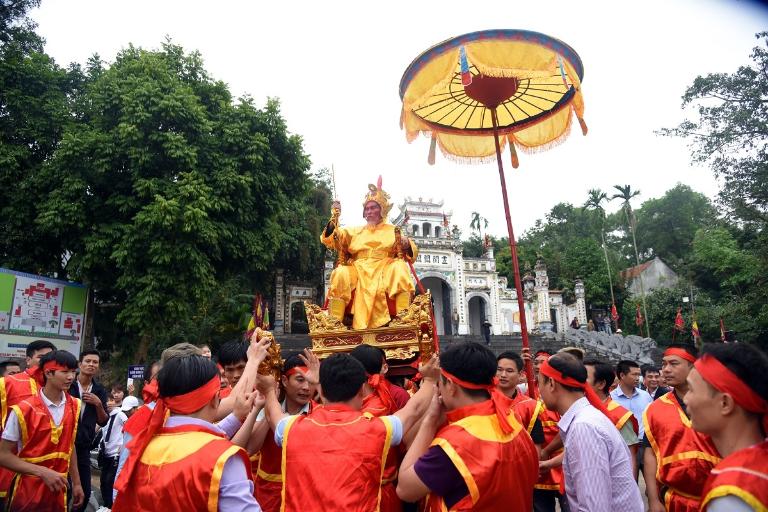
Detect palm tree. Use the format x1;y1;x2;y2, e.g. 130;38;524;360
584;189;616;308
611;184;650;337
470;212;489;240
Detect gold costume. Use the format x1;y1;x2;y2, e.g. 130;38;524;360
321;180;418;330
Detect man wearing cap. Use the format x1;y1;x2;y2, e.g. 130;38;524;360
684;343;768;511
99;395;140;509
642;344;721;512
538;352;642;511
321;177;418;329
247;351;318;512
112;348;267;511
0;350;85;511
397;342;538;511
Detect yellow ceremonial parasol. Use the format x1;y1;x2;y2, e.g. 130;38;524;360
399;29;587;397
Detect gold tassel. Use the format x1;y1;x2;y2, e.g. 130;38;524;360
399;107;405;130
428;134;437;165
577;115;588;135
509;140;519;169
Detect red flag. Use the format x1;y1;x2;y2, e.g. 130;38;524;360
720;317;727;343
635;304;644;327
611;303;619;322
674;307;685;331
692;318;700;339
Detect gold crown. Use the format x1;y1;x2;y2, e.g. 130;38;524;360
362;176;392;218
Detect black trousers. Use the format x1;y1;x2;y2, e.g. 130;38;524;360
73;443;91;512
100;455;119;508
533;488;570;512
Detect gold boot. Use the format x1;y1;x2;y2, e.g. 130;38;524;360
394;292;411;314
328;298;346;321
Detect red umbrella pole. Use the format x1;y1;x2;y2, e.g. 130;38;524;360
491;109;537;399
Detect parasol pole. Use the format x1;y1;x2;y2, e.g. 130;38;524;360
490;108;537;399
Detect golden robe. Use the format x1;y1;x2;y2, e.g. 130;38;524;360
321;222;417;330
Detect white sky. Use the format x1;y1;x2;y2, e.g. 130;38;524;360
31;0;768;237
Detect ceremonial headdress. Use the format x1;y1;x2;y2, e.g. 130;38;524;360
362;175;392;218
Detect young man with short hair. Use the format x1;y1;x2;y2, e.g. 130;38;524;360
610;359;653;479
247;351;318;512
642;365;668;400
69;348;109;511
643;344;721;512
496;351;544;448
0;350;85;511
584;358;639;473
0;339;56;504
112;352;265;511
0;361;21;377
538;352;642;511
398;343;539;511
685;343;768;511
261;352;439;512
219;340;249;398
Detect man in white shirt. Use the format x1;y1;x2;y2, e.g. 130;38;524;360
100;395;139;509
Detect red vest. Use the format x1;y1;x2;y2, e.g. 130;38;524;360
425;399;538;511
605;397;638;434
6;391;81;512
509;390;543;435
254;402;314;512
0;371;39;498
701;440;768;512
362;391;402;512
281;404;393;512
536;403;564;491
643;391;721;511
112;423;251;512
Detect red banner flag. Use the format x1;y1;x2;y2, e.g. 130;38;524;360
720;317;727;343
611;303;619;322
674;307;685;331
635;304;644;327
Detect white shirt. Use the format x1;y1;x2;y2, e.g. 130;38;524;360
2;390;80;450
103;409;128;457
77;379;92;418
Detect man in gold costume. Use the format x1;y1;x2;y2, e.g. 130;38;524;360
321;178;418;330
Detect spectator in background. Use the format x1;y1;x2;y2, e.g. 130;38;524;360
99;395;140;510
587;319;595;331
570;317;580;329
610;360;653;480
640;365;668;400
199;344;212;358
0;361;21;377
69;349;109;512
603;316;613;335
481;319;492;345
111;383;125;404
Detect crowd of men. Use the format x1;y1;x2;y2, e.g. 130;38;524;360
0;334;766;511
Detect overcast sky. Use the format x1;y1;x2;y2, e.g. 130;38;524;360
31;0;768;237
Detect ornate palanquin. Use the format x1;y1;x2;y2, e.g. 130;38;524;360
256;331;284;381
304;293;435;363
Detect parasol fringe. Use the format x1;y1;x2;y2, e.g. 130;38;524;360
508;138;520;168
428;134;437;165
516;113;574;155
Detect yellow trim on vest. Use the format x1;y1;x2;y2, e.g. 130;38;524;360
527;400;543;434
661;450;721;466
432;438;479;505
257;466;282;483
642;407;662;482
304;412;373;428
280;415;301;512
0;378;7;427
376;416;394;512
21;451;70;463
702;485;768;512
660;393;692;427
534;483;560;491
712;465;768;481
10;404;28;448
140;431;222;465
449;413;523;443
207;445;242;512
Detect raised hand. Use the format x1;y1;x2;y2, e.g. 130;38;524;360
248;329;272;366
418;354;440;382
298;349;320;386
233;388;257;422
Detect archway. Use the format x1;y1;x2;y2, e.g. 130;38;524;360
467;295;490;336
419;276;452;335
289;301;308;334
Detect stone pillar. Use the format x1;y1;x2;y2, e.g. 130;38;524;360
574;279;588;327
490;276;502;335
274;269;285;334
534;257;552;331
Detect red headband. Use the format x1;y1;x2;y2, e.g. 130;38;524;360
42;361;71;373
285;366;308;378
441;369;512;434
115;374;221;493
142;379;159;403
664;348;697;364
695;354;768;415
540;360;611;418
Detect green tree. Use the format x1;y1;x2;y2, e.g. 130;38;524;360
32;42;312;358
611;185;650;336
583;188;616;307
633;184;718;269
660;32;768;227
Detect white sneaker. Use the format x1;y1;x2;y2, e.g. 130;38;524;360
95;507;111;512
